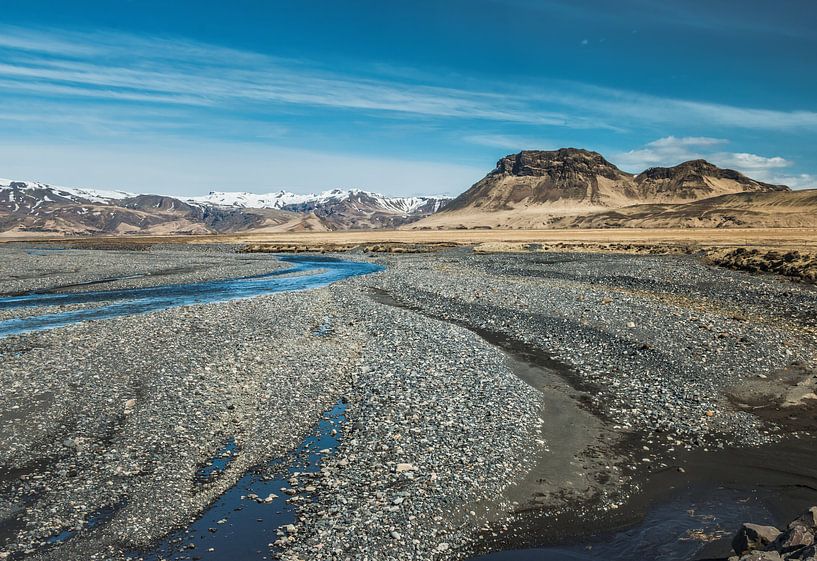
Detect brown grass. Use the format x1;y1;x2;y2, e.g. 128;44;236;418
3;227;817;251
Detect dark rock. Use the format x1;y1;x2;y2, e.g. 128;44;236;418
733;523;782;555
774;524;815;553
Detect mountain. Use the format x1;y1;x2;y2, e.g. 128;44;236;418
0;180;295;237
192;188;450;230
442;149;638;213
410;149;793;230
633;160;788;202
0;180;450;237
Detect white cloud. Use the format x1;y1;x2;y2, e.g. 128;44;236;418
648;136;727;148
613;137;816;189
713;152;790;171
760;173;817;189
614;136;726;171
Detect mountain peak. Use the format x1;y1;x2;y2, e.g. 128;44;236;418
493;148;627;180
636;159;789;194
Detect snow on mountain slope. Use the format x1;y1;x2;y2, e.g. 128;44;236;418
0;179;133;205
190;188;451;215
1;178;451;234
188;190;314;209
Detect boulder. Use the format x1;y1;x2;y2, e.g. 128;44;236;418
733;523;783;555
774;524;815;553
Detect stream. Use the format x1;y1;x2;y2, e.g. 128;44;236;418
0;254;383;337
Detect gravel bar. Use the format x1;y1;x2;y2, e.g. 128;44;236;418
1;245;816;561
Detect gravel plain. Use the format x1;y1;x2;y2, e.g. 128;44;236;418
1;244;816;561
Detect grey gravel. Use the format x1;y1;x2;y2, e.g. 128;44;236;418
1;245;816;561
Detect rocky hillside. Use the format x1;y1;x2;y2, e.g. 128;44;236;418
411;148;794;230
552;189;817;229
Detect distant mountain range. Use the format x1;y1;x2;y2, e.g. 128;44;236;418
410;148;815;230
3;148;815;237
0;180;450;237
192;189;448;230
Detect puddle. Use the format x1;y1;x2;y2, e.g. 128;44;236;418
195;438;239;484
131;400;346;561
45;498;128;546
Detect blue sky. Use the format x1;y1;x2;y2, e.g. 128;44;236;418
1;0;816;196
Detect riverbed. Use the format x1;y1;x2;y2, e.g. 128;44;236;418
1;244;815;561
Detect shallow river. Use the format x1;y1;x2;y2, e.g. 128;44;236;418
0;254;382;337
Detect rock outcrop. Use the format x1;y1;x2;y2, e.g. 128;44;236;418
730;507;817;561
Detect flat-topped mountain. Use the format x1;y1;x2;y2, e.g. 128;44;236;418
444;149;638;213
411;148;795;229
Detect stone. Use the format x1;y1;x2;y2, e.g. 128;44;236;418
733;523;782;555
792;508;817;531
775;524;815;553
739;552;782;561
395;463;416;473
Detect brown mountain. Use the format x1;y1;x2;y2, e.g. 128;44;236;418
442;149;639;213
411;148;793;230
634;159;788;202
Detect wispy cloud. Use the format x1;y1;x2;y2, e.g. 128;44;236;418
462;133;557;150
2;25;817;135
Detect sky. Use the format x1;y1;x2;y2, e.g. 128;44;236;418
1;0;816;196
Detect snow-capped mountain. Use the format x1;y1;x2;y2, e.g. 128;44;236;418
190;188;450;214
0;179;133;210
0;179;451;236
189;190;315;209
189;188;451;230
0;179;293;236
